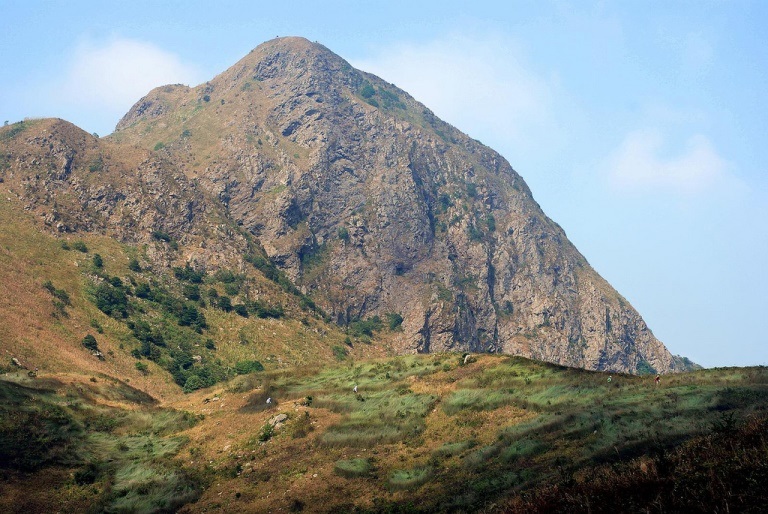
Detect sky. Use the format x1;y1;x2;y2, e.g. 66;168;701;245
1;0;766;368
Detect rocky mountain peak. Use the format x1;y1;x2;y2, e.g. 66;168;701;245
9;38;693;374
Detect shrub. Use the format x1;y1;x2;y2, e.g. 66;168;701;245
291;411;313;439
74;462;100;485
92;253;103;268
338;227;349;241
135;361;149;375
224;282;240;296
82;334;99;352
183;375;204;393
216;296;232;312
486;213;496;232
332;345;348;361
93;281;128;317
88;156;103;172
173;263;204;283
153;142;165;151
234;360;264;375
71;240;88;253
360;84;376;99
386;312;404;331
151;230;171;242
178;304;207;332
135;283;151;299
258;423;274;442
348;316;382;338
468;223;483;242
213;269;240;283
128;258;142;272
183;284;200;301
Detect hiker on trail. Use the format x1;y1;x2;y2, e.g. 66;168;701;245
353;385;358;394
607;375;612;383
266;397;272;404
655;374;661;386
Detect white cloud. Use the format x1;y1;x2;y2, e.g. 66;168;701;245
351;34;555;149
607;129;735;194
60;38;200;110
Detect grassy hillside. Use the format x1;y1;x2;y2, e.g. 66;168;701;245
0;191;391;395
6;352;764;513
172;355;765;513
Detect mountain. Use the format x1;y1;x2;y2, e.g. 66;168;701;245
0;35;756;514
109;36;686;373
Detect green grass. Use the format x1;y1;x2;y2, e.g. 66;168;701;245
388;467;432;490
0;376;201;512
3;353;768;513
334;458;374;478
442;388;518;415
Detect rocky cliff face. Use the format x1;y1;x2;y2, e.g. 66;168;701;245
4;37;685;373
0;118;249;269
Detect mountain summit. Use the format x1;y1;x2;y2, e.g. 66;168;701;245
7;37;687;374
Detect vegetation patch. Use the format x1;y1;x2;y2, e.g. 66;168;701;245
388;467;432;490
334;458;373;478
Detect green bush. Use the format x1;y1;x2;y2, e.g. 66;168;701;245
135;283;151;299
182;284;200;301
128;258;142;272
92;253;103;268
258;423;274;442
82;334;99;352
234;360;264;375
360;84;376;99
151;230;171;243
71;240;89;253
173;263;205;283
183;375;205;393
348;316;382;338
386;312;404;331
94;281;128;318
216;296;232;312
332;345;348;361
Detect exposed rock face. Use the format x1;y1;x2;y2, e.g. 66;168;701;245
3;37;686;373
0;118;249;270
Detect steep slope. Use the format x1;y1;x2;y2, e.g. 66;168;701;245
111;37;685;374
0;118;386;393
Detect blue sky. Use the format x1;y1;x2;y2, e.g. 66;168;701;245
2;1;766;368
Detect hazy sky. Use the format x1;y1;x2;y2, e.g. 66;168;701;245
2;1;766;368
